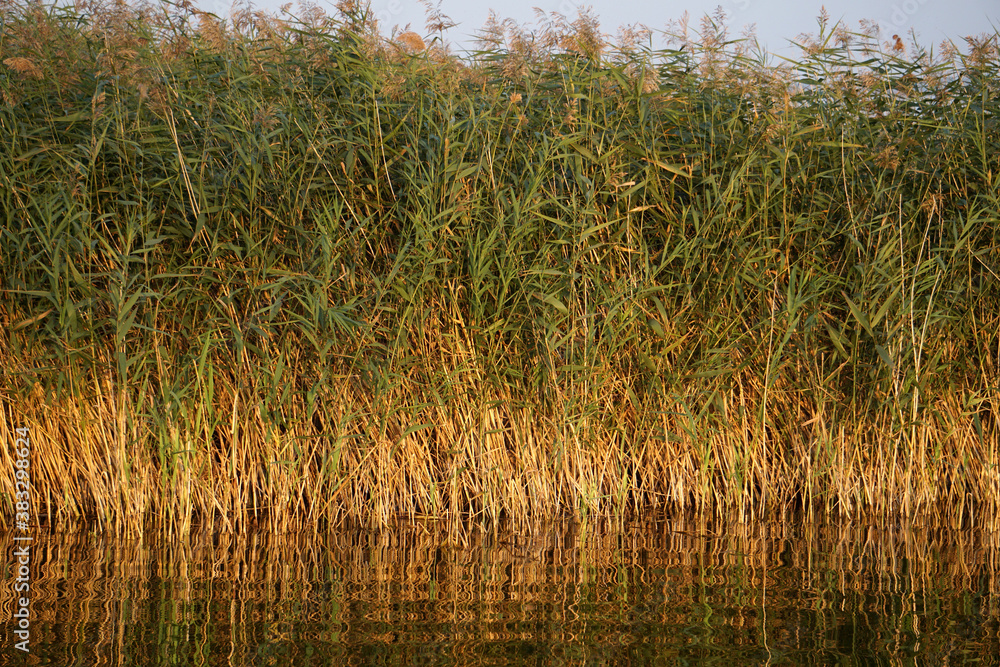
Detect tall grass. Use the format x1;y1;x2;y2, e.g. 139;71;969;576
0;0;997;533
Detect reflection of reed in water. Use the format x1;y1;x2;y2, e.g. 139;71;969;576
0;516;996;664
501;526;567;562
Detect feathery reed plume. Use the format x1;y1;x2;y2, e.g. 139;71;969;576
3;56;42;78
395;31;425;54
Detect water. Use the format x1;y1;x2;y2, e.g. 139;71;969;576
2;517;997;665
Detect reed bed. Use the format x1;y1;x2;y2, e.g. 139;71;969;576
0;0;998;533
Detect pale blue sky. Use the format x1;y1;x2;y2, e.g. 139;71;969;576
202;0;998;57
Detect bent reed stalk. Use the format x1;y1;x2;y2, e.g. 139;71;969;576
0;0;998;534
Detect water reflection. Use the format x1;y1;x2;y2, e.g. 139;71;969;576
1;517;997;665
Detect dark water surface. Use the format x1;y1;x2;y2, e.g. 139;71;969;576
1;517;998;665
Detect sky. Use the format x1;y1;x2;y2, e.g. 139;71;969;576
200;0;999;58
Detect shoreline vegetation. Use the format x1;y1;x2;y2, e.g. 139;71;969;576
0;0;997;534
